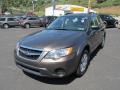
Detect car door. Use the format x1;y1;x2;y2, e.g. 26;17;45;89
28;17;40;26
89;14;100;51
7;18;14;26
0;18;6;26
7;17;19;26
96;15;105;44
35;17;41;26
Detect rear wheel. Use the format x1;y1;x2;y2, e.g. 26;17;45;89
3;24;9;29
100;36;105;49
115;22;118;28
76;50;89;77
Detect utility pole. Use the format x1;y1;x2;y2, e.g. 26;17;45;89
0;0;2;14
88;0;91;13
52;0;55;16
32;0;37;12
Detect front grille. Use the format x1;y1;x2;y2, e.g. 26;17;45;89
18;46;42;60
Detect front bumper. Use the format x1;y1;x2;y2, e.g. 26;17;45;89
15;51;78;78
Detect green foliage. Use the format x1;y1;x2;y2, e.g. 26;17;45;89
95;0;120;8
0;0;120;15
1;0;120;9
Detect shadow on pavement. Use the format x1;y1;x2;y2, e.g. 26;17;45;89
23;71;76;85
89;46;101;62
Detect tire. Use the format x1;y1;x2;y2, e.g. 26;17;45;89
3;24;9;29
117;21;120;29
100;36;105;49
103;21;107;28
24;23;30;29
115;23;118;28
76;50;90;77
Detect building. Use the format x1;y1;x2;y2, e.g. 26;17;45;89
45;5;96;16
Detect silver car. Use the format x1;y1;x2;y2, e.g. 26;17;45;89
0;16;19;29
19;16;42;28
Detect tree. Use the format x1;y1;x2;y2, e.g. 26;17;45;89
96;0;107;3
1;0;8;13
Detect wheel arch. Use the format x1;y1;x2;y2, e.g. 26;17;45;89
83;45;90;53
24;23;30;26
3;23;9;26
24;23;30;28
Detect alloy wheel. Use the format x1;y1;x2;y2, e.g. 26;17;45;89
3;24;9;29
80;53;88;73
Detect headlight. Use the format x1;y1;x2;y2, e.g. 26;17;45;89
45;47;73;59
16;42;20;51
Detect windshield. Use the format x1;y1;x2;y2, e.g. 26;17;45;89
47;15;88;31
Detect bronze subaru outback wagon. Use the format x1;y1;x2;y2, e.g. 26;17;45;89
15;13;106;78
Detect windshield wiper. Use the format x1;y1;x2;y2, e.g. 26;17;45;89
55;28;69;30
46;28;85;31
46;28;69;30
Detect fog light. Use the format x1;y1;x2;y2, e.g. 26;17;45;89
55;69;66;77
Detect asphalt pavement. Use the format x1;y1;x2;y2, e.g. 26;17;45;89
0;27;120;90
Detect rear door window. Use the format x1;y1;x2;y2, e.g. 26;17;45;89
97;15;104;26
0;18;5;21
91;15;99;29
28;17;38;20
23;17;27;20
8;18;16;21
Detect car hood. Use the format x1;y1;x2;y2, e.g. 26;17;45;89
20;30;85;51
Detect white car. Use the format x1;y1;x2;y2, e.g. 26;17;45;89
4;11;11;15
115;16;120;29
117;20;120;29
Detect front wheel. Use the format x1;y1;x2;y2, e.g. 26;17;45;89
24;23;30;29
76;50;89;77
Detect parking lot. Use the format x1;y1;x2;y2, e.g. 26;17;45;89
0;27;120;90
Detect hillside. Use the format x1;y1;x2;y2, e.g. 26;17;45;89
94;6;120;15
36;0;120;11
1;0;120;15
94;0;120;8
